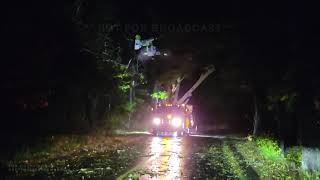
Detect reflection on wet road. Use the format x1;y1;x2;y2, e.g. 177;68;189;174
140;137;185;180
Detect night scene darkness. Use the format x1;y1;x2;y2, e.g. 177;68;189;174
1;1;320;179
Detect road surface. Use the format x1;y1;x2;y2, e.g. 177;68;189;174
3;133;314;179
118;135;239;179
3;133;261;179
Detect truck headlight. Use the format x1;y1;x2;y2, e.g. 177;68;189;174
153;117;161;125
172;117;182;127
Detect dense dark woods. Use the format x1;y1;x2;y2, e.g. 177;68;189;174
1;1;320;152
2;1;131;141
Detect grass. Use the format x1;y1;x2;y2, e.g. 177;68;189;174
236;138;291;179
235;135;320;179
13;135;91;161
256;136;283;161
222;143;246;179
285;146;302;169
193;142;246;179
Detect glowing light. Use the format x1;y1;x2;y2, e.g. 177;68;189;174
166;138;182;179
173;131;178;137
149;137;162;174
147;137;182;179
153;117;161;125
167;114;172;119
172;117;182;127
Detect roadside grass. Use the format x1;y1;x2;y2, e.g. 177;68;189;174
235;138;290;179
13;135;87;161
285;146;302;168
193;142;245;179
222;143;246;179
3;134;145;178
255;136;283;161
235;136;320;179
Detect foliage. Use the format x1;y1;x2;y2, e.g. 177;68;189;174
266;89;298;113
285;146;302;168
299;169;320;179
193;143;245;179
255;136;283;161
111;64;133;93
150;91;169;100
109;113;127;129
194;138;319;179
235;136;320;179
14;135;88;161
222;143;246;179
118;84;131;92
246;135;253;141
235;138;290;179
107;98;146;129
124;102;137;113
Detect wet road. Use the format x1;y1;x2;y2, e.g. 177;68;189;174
119;135;221;180
3;133;300;179
140;137;185;179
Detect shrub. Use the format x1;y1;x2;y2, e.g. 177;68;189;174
256;136;282;161
285;146;302;168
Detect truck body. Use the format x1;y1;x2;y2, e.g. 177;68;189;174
150;103;196;136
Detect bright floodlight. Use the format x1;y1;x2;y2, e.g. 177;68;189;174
153;117;161;125
172;117;182;127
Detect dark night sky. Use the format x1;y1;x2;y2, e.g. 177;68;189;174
2;1;320;134
3;1;316;64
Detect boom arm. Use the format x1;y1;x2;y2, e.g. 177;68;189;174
177;65;215;104
172;76;184;103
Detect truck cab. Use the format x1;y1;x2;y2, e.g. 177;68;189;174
150;103;196;136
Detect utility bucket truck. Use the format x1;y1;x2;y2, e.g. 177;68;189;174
151;103;196;136
150;65;215;136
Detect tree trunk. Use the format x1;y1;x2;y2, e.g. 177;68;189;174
253;93;260;136
85;91;93;129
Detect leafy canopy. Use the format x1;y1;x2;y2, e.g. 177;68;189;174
150;91;169;100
